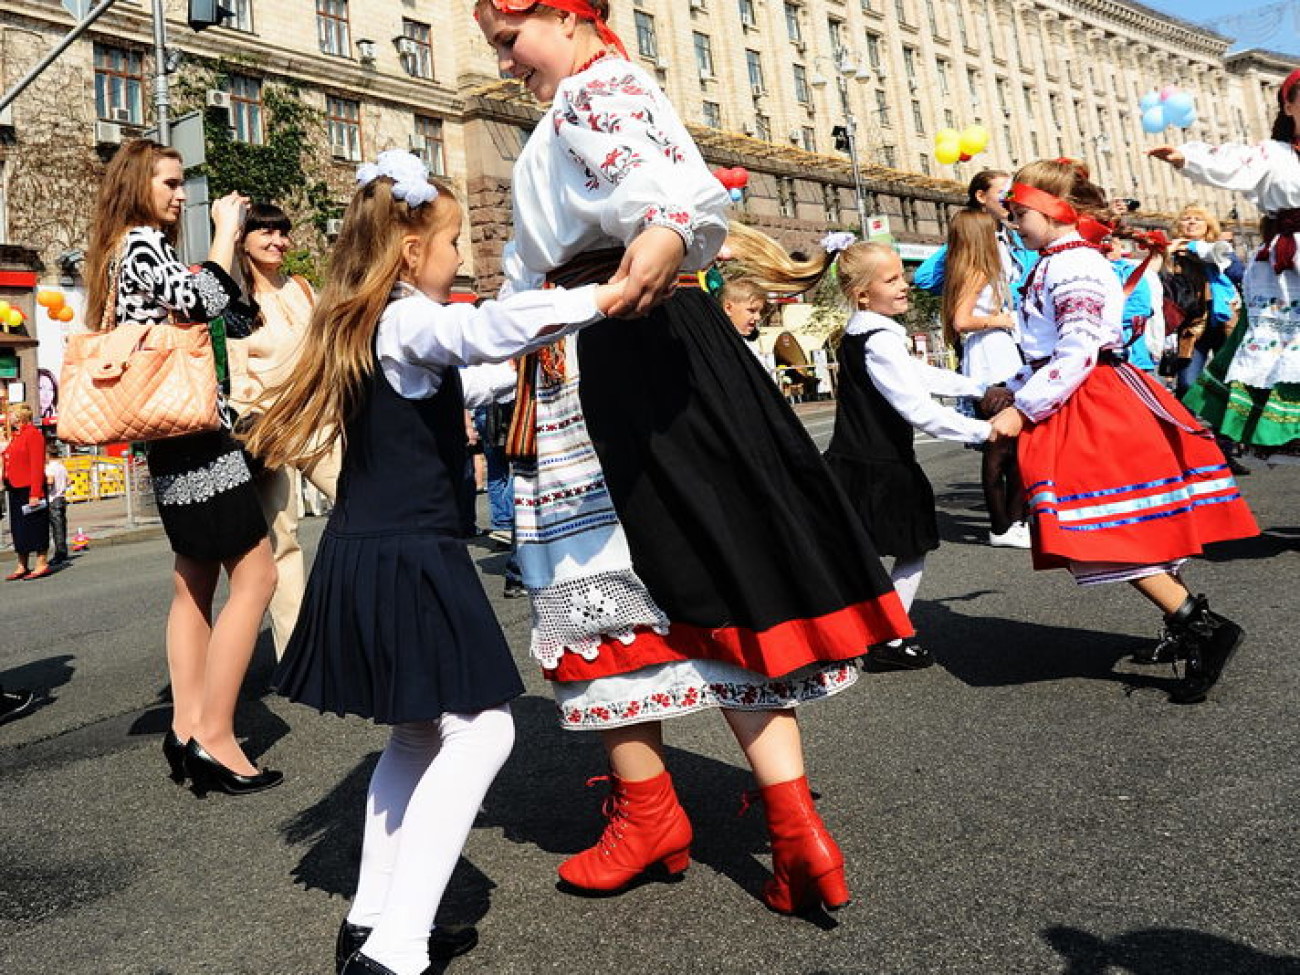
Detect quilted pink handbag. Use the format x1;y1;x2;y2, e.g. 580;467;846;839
57;243;221;446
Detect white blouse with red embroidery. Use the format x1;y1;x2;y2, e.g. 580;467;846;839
1006;233;1126;423
502;55;730;293
1179;139;1300;214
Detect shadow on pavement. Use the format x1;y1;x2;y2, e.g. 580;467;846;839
1;654;75;709
1043;924;1300;974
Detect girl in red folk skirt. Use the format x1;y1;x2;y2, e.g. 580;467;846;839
474;0;912;914
987;159;1258;705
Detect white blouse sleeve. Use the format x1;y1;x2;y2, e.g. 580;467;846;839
377;285;602;398
863;332;991;444
460;362;518;410
500;241;546;299
1179;141;1274;195
1012;273;1113;423
553;67;729;269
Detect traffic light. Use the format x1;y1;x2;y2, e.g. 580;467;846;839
188;0;232;31
832;126;850;152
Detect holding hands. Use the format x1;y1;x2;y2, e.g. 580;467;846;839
978;385;1015;417
606;227;687;318
989;406;1025;440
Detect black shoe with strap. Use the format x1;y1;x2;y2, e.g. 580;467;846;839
1165;594;1245;705
335;920;479;975
0;686;37;726
864;639;934;671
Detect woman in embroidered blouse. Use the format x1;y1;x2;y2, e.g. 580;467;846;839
476;0;911;916
229;203;340;659
83;140;280;794
986;159;1256;705
1150;70;1300;458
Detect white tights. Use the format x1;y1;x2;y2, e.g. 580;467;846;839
888;556;926;644
347;706;514;975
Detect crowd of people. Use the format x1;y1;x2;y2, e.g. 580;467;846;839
3;1;1296;972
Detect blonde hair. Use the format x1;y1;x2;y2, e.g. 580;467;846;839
9;403;34;424
1012;157;1109;227
723;222;835;296
1174;204;1221;242
85;140;185;331
243;177;460;469
718;278;768;306
941;209;1007;350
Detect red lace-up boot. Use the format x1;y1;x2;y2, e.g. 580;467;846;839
759;777;851;914
558;771;693;892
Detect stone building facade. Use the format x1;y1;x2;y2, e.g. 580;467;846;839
0;0;1294;301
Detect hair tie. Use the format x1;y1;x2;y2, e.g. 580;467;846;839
356;150;438;208
820;231;856;255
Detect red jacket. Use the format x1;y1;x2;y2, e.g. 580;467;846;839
2;423;46;495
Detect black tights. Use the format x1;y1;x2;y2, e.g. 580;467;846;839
982;437;1026;536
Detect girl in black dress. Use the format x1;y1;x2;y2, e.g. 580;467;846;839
83;140;279;795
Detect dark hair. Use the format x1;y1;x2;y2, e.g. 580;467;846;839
967;169;1011;210
242;202;292;237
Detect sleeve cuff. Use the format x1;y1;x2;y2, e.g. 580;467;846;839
641;204;696;252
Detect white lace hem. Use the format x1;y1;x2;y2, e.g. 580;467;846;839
528;568;671;669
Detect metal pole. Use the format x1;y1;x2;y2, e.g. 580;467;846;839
839;75;869;238
0;0;120;113
151;0;171;146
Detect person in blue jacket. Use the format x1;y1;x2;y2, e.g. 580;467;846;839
1106;237;1156;373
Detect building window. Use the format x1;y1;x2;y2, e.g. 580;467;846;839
823;183;841;223
785;2;802;42
996;77;1010;114
634;11;658;59
894;0;910;26
801;126;816;152
1049;93;1062;126
967;67;981;107
956;10;970;48
828;17;844;55
936;59;950;96
702;100;722;128
739;0;757;28
0;161;8;245
399;19;433;79
876;88;891;126
793;64;810;104
777;176;796;217
755;112;771;141
911;100;925;133
918;155;931;175
693;32;715;78
413;115;445;175
317;0;350;58
746;50;765;92
924;0;940;35
902;46;917;81
229;75;264;145
1022;85;1036;118
93;45;144;124
326;95;361;161
865;32;882;69
881;145;896;168
223;0;254;32
943;108;955;128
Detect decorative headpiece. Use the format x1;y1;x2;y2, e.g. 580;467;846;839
820;231;857;255
356;150;438;208
476;0;628;58
1006;182;1113;245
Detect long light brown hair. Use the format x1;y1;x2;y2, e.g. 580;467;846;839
84;140;184;331
723;222;835;296
243;176;459;469
941;209;1008;350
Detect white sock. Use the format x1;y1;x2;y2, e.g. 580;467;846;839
349;707;514;975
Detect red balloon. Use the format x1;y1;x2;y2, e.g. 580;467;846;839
959;152;972;162
731;166;750;189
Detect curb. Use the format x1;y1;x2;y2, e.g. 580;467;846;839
80;525;167;548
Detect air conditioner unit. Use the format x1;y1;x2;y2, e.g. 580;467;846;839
741;121;756;135
395;37;420;57
752;87;767;99
331;142;361;162
95;120;123;144
325;217;344;236
792;39;806;53
788;127;802;142
206;90;231;110
908;79;919;91
0;104;12;127
111;107;134;124
654;57;670;71
689;0;706;10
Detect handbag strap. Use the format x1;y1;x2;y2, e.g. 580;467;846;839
99;237;126;333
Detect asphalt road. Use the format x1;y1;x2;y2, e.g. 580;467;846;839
2;417;1298;975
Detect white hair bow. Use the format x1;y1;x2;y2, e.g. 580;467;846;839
820;231;857;254
356;149;438;208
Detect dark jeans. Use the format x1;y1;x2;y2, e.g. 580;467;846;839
48;497;68;561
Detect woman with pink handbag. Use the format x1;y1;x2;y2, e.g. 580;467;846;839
82;139;281;797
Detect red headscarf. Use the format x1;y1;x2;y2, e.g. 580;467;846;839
1006;182;1114;246
477;0;628;58
1280;68;1300;107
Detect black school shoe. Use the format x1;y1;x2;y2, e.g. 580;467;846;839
865;639;934;671
335;920;478;974
0;687;37;726
1163;595;1245;705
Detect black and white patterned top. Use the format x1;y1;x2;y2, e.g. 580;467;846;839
114;226;241;326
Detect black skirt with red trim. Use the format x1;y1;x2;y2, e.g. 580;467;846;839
555;287;912;683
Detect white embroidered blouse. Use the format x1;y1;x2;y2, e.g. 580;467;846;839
1006;234;1125;423
502;55;730;293
1179;139;1300;215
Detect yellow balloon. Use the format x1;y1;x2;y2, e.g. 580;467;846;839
934;128;960;146
935;141;962;165
0;300;9;318
5;309;21;327
959;124;989;156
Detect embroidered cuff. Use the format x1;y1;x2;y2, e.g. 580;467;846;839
641;204;696;252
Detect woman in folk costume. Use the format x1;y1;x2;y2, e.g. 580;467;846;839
1150;70;1300;461
986;159;1258;705
474;0;911;914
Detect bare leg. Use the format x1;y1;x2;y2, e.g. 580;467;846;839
1131;571;1191;614
193;538;276;775
167;555;220;742
722;709;805;787
601;721;666;781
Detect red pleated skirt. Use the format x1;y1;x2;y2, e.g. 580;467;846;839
1018;364;1258;571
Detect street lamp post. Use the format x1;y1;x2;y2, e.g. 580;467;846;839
812;51;873;238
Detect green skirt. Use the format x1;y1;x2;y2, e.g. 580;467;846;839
1182;323;1300;448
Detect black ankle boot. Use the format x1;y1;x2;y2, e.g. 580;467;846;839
163;730;189;784
1165;595;1244;705
183;739;284;797
335;920;479;974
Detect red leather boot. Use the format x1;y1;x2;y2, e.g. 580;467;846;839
759;776;851;914
558;770;693;892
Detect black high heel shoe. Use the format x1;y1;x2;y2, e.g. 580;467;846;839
335;920;478;974
183;739;284;797
163;730;189;784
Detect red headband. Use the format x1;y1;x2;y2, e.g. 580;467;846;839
1007;182;1113;245
477;0;628;59
1282;68;1300;107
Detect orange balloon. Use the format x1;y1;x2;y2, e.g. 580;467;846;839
37;291;59;308
56;306;75;322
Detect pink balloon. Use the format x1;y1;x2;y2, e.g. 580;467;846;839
1159;84;1177;101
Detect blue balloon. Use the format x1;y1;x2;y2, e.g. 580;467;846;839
1175;110;1199;130
1138;91;1161;112
1165;91;1195;116
729;187;743;202
1141;105;1167;134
